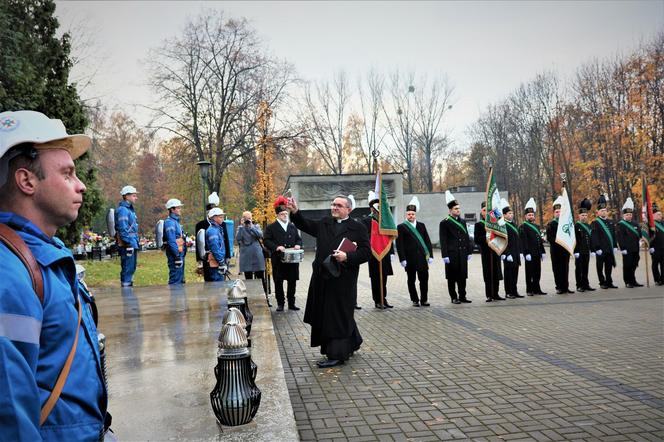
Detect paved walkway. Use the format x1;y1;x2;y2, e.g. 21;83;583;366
271;252;664;441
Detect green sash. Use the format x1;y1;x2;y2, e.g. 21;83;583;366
576;221;592;236
596;218;614;249
656;221;664;234
446;215;467;234
618;219;640;238
506;221;519;235
402;221;430;259
523;221;540;236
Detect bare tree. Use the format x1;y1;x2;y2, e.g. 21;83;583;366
146;11;295;197
357;69;386;173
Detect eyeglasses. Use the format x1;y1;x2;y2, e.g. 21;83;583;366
330;203;348;208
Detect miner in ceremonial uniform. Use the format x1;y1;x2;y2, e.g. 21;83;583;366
361;191;395;309
591;194;618;289
616;197;643;288
396;196;433;306
519;197;546;296
546;196;574;294
500;199;524;298
574;198;595;292
439;190;473;304
650;203;664;285
475;201;504;302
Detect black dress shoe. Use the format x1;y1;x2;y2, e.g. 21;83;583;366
600;284;609;289
608;284;619;289
527;292;534;296
506;294;517;299
276;305;284;311
536;291;548;295
288;305;300;311
420;302;430;306
412;301;420;307
625;283;634;288
354;304;362;310
633;282;643;287
493;296;506;301
460;299;472;303
565;289;574;294
374;303;384;309
486;298;493;302
317;359;344;368
512;294;524;298
383;303;394;308
555;290;565;294
585;287;596;291
451;299;461;304
577;287;586;292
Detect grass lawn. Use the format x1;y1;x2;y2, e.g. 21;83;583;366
78;250;208;288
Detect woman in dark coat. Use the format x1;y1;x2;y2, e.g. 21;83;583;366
288;195;370;368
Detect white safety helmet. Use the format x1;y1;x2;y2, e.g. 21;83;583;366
120;185;138;196
208;207;225;218
165;198;184;209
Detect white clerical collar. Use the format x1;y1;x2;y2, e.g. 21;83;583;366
336;216;349;224
277;218;289;231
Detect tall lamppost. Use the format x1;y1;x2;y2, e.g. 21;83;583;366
197;160;212;218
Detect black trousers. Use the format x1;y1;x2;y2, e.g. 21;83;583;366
652;253;664;283
622;252;640;285
596;255;614;286
551;255;570;291
406;266;428;303
244;271;267;294
447;278;467;301
274;276;296;306
484;277;501;300
524;258;542;293
503;262;519;295
574;253;590;289
202;259;213;282
369;271;389;305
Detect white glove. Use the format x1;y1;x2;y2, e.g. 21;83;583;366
506;255;514;263
126;247;134;257
591;252;596;257
390;254;396;261
219;264;228;274
174;260;183;268
596;249;603;256
501;255;507;261
467;255;472;261
574;253;580;259
613;248;618;254
519;254;524;262
443;257;450;264
427;257;434;264
525;254;532;262
400;260;407;268
621;249;627;255
650;248;655;254
541;254;545;262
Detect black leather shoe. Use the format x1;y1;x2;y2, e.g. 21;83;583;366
383;303;394;308
317;359;344;368
493;296;506;301
354;304;362;310
566;289;574;294
536;291;548;295
420;302;430;306
506;294;517;299
600;284;609;289
451;299;461;304
288;305;300;311
512;294;524;298
527;292;534;296
608;284;619;289
633;282;643;287
276;305;284;312
555;290;565;294
412;301;420;307
486;298;493;302
625;283;634;288
585;287;596;291
460;299;472;303
374;303;384;309
577;287;586;292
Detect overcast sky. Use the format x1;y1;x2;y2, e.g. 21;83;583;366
55;0;663;147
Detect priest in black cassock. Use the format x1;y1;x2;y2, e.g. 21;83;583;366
287;194;370;368
475;201;504;302
439;190;473;304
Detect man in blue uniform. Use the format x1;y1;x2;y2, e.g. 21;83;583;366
164;198;186;284
116;185;139;287
205;207;227;282
0;110;108;440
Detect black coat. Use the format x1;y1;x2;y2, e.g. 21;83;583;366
574;222;592;254
546;219;568;260
439;216;472;280
652;221;664;255
361;216;393;276
290;211;370;347
519;221;545;258
503;220;522;265
396;221;433;271
474;221;503;281
264;220;302;281
591;217;617;266
616;219;641;253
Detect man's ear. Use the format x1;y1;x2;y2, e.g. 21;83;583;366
14;168;38;196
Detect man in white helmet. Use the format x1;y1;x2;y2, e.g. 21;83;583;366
116;185;139;286
0;111;108;439
164;198;186;284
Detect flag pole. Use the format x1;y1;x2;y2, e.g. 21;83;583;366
643;175;651;288
486;166;494;299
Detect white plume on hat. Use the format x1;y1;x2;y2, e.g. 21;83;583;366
445;190;455;206
367;190;378;204
407;196;420;212
553;195;564;208
120;185;137;196
622;197;634;212
500;197;510;211
347;194;356;211
525;197;536;212
208;192;220;206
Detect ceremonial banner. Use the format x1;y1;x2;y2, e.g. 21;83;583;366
371;162;397;260
555;187;576;255
484;167;508;255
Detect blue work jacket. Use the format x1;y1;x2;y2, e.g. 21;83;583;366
0;213;107;441
164;213;185;258
115;200;139;248
206;221;226;265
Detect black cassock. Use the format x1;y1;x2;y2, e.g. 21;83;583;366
290;211;370;361
546;219;571;292
264;220;302;307
591;217;617;287
439;216;472;301
361;216;393;305
616;219;641;286
474;220;503;300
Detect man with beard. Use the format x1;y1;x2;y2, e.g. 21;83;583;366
287;195;370;368
616;197;643;288
439;190;473;304
475;201;504;302
591;194;618;289
519;198;546;296
574;198;595;292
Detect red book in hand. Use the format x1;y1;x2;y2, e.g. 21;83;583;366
336;237;357;253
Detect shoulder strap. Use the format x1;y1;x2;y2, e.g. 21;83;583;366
0;223;44;303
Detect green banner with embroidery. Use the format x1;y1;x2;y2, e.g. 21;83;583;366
446;215;467;234
596;218;614;249
402;221;430;260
